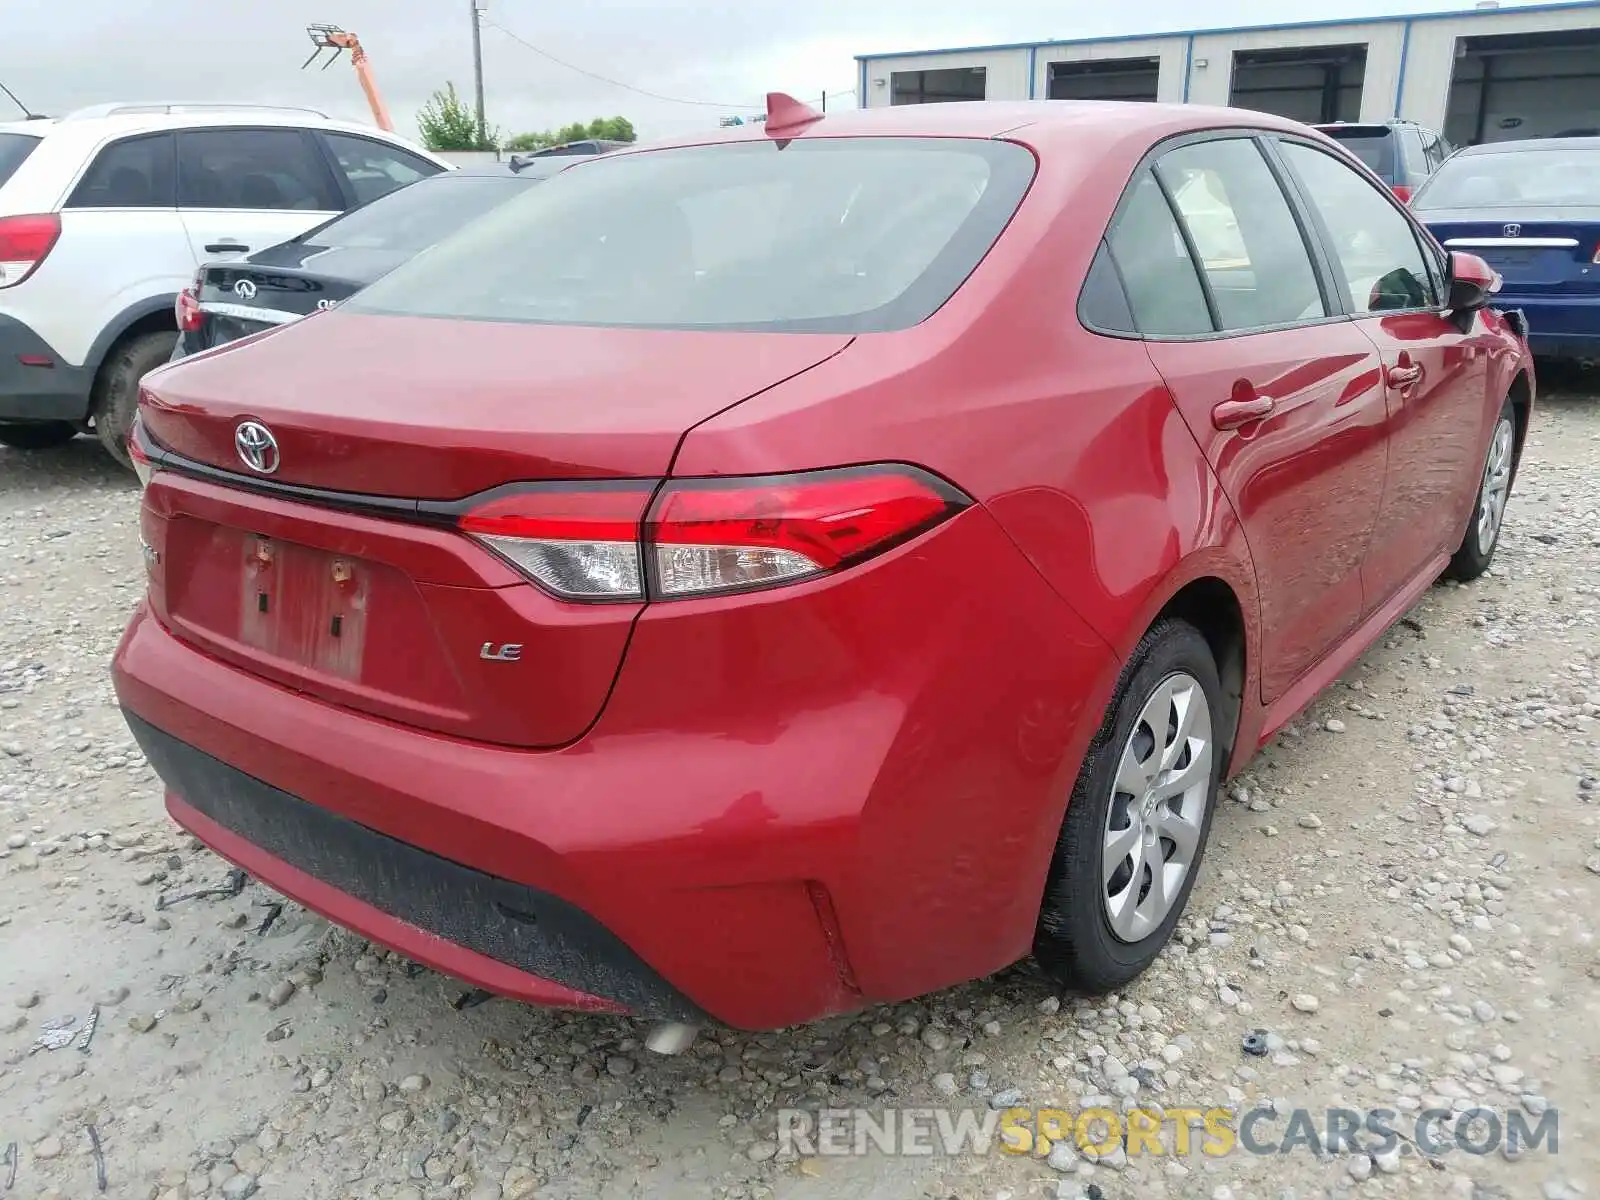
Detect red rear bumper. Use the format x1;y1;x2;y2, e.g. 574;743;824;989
113;506;1115;1029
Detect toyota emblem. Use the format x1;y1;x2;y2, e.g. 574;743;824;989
1502;223;1521;238
234;278;258;300
234;420;280;474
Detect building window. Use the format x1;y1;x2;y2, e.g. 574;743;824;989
1048;57;1161;102
890;67;987;105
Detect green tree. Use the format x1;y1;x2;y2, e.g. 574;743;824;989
505;116;637;152
417;83;498;151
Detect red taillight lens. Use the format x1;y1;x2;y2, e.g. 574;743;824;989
1391;184;1413;205
648;466;966;597
455;465;969;603
0;213;61;289
1590;241;1600;264
458;483;654;600
128;415;156;490
175;284;203;333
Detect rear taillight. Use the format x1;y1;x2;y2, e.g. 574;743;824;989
458;483;653;600
175;277;203;332
1391;184;1413;205
456;465;970;603
0;213;61;288
128;416;156;490
1590;241;1600;264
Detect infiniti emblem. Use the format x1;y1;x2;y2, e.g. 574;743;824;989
234;278;258;300
235;420;280;474
1502;223;1521;238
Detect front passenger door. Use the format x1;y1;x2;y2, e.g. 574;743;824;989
1274;138;1487;612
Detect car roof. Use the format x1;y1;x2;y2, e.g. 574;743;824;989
1456;135;1600;156
613;100;1322;160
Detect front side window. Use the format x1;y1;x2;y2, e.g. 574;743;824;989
1155;138;1326;332
346;138;1035;334
1279;140;1435;314
321;132;442;206
66;133;175;208
177;129;339;211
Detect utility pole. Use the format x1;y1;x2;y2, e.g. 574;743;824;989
469;0;487;147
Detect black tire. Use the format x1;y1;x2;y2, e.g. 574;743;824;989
1444;396;1517;583
0;422;78;451
1034;618;1224;993
91;330;177;469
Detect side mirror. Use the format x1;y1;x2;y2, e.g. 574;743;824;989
1447;251;1501;312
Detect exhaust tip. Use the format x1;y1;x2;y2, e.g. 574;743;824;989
644;1021;701;1056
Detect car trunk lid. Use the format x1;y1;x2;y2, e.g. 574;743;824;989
141;310;853;496
136;311;852;748
1426;208;1600;295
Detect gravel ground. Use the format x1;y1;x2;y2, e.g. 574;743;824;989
1;385;1597;1200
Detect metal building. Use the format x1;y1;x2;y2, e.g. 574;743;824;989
856;0;1600;143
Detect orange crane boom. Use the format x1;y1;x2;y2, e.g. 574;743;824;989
304;24;394;132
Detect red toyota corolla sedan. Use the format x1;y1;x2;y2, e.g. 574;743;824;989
113;98;1532;1034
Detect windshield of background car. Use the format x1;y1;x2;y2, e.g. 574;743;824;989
1414;147;1600;208
1323;130;1394;177
0;133;41;189
345;138;1038;333
300;176;534;253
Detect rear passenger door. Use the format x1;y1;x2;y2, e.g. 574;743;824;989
1119;135;1391;704
175;127;343;264
1272;136;1487;611
42;132;192;371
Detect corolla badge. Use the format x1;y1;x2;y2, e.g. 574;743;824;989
234;421;280;474
234;278;258;300
1502;223;1522;238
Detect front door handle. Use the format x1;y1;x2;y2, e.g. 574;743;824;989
1212;394;1276;430
204;241;250;254
1386;363;1422;388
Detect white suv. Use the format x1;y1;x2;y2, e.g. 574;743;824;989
0;103;449;466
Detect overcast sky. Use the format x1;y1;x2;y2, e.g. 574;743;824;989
0;0;1545;143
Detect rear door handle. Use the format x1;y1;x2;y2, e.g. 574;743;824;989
204;241;250;254
1386;363;1422;388
1212;394;1275;430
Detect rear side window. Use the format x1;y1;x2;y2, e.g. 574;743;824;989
321;132;442;206
1325;130;1395;180
1105;171;1213;336
346;138;1036;334
177;128;339;211
1279;141;1435;313
302;176;530;252
1155;138;1326;331
66;133;176;208
0;133;40;190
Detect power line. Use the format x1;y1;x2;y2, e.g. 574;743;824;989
482;17;748;108
482;16;858;113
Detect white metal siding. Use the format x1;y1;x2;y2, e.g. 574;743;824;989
859;3;1600;127
860;50;1030;106
1400;7;1600;130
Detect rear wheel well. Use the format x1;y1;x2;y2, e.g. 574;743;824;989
1154;578;1245;764
90;310;176;408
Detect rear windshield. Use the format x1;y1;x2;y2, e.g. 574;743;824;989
1322;130;1394;178
1413;147;1600;208
345;138;1037;334
0;132;41;189
301;175;534;253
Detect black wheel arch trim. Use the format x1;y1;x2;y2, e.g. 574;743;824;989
84;293;179;383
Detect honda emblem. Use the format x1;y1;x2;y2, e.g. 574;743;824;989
1502;223;1521;238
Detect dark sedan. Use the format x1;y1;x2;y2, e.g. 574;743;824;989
1411;137;1600;362
173;158;573;359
